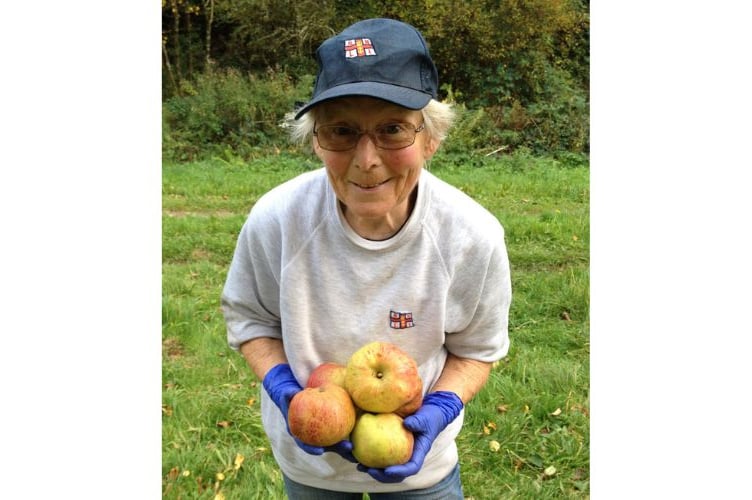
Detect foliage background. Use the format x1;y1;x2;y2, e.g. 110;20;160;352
162;0;589;161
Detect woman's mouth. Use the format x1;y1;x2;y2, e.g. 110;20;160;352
352;179;389;190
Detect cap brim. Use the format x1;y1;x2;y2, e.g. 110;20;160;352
294;81;433;119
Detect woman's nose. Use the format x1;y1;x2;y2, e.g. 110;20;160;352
353;132;379;170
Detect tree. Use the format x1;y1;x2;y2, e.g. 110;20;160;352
162;0;590;153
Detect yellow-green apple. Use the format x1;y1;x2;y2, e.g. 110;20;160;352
344;341;423;413
351;412;414;468
394;391;423;418
306;362;347;389
287;383;356;447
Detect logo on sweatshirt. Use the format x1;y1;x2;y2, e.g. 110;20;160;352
345;38;376;58
390;310;414;329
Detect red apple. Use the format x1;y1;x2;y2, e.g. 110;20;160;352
351;412;414;468
344;341;423;414
287;383;356;447
306;362;347;389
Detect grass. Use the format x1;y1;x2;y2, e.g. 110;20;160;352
162;150;590;499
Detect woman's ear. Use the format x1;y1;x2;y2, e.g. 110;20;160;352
313;137;324;160
423;136;440;160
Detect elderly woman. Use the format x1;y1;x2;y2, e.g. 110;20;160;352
221;18;512;499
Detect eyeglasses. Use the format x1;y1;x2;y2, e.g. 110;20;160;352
313;122;425;151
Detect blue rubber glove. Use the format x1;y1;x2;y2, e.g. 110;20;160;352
262;363;357;462
358;391;464;483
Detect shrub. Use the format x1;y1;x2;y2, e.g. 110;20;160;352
443;106;493;154
442;79;588;157
162;68;314;161
520;66;589;154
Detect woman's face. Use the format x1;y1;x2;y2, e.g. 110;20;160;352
313;97;439;239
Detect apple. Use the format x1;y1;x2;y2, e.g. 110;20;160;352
287;383;356;447
394;391;423;418
306;362;347;389
344;341;423;414
351;412;414;468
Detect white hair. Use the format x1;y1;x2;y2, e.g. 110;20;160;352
284;98;456;147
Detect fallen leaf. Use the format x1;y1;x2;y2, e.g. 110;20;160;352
163;338;185;358
550;408;562;416
234;454;245;470
214;493;225;500
182;470;190;477
572;235;578;241
489;440;501;452
560;311;571;321
246;398;256;406
216;472;225;481
216;421;232;429
167;466;179;481
162;405;173;417
523;404;530;414
496;404;508;413
572;404;590;417
543;465;557;477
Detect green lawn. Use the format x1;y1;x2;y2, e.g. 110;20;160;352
162;152;590;499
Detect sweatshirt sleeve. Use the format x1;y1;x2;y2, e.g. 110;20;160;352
444;225;512;363
221;207;283;351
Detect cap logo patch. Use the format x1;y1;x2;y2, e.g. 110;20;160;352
345;38;376;58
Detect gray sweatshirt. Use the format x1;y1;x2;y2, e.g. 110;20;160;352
221;167;511;492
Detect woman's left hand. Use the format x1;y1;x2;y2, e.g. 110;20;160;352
357;391;464;483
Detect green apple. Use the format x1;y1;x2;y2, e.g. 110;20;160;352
351;412;414;468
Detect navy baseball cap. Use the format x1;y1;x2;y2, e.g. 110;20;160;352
294;18;439;119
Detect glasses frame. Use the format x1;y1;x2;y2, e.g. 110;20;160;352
313;122;426;152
